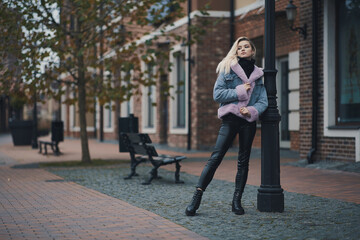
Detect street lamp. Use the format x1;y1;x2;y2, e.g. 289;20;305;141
257;0;284;213
285;0;307;39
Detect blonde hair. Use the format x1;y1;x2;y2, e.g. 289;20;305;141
216;36;256;74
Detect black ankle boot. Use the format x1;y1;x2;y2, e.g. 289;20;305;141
232;191;244;215
185;189;203;216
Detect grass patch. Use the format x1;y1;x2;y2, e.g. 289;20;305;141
39;158;129;168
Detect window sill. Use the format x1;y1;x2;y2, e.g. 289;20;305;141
327;125;360;130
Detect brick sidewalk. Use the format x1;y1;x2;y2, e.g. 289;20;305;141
0;166;207;240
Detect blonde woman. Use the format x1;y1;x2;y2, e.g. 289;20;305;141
185;37;268;216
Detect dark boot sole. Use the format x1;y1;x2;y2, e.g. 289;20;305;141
232;205;245;215
185;209;196;216
232;209;245;215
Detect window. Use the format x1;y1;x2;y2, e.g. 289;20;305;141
336;0;360;125
105;102;112;128
146;84;155;128
142;63;156;132
280;60;290;141
169;44;188;134
147;63;155;128
120;98;133;117
324;0;360;162
175;53;186;128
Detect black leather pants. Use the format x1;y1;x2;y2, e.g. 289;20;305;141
197;114;256;191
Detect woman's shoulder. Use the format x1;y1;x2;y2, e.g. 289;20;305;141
222;69;239;80
217;70;232;80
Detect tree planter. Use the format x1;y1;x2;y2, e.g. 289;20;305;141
9;120;33;146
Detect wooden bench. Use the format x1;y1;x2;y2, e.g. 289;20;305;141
120;132;186;185
39;140;60;156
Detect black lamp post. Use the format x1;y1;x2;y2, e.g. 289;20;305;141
257;0;284;212
285;0;307;39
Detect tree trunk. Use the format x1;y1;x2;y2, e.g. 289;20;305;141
99;2;104;142
77;19;91;163
78;73;91;163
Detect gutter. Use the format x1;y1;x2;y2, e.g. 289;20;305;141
307;0;319;164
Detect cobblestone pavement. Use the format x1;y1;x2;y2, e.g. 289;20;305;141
48;164;360;240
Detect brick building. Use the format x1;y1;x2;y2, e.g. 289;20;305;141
298;0;359;162
62;0;359;162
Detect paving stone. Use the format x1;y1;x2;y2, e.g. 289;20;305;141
49;165;360;240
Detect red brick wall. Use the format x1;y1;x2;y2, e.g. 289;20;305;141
299;0;356;162
318;138;356;162
193;17;230;149
299;0;315;160
290;131;299;151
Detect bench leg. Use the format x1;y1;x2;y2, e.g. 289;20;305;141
124;159;142;180
39;143;42;154
153;169;162;180
53;142;60;156
175;162;184;184
44;144;48;155
142;166;160;185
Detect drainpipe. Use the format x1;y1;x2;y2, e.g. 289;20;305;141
230;0;235;48
187;0;192;150
307;0;319;164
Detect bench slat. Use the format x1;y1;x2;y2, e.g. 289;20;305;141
145;145;158;157
132;144;158;157
124;133;152;144
132;144;148;155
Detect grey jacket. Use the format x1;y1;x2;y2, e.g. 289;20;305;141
213;63;268;122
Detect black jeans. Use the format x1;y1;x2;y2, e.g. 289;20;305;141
197;114;256;191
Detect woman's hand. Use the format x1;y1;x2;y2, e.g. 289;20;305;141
240;107;251;117
244;83;251;91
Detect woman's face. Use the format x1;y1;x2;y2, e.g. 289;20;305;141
237;40;254;59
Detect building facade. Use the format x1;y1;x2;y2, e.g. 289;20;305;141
62;0;359;162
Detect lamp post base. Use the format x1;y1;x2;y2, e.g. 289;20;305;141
257;188;284;212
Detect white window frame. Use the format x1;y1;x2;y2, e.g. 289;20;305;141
120;71;134;118
103;101;114;133
323;1;360;162
120;98;134;117
141;61;157;134
70;105;95;132
169;44;189;134
103;71;114;132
